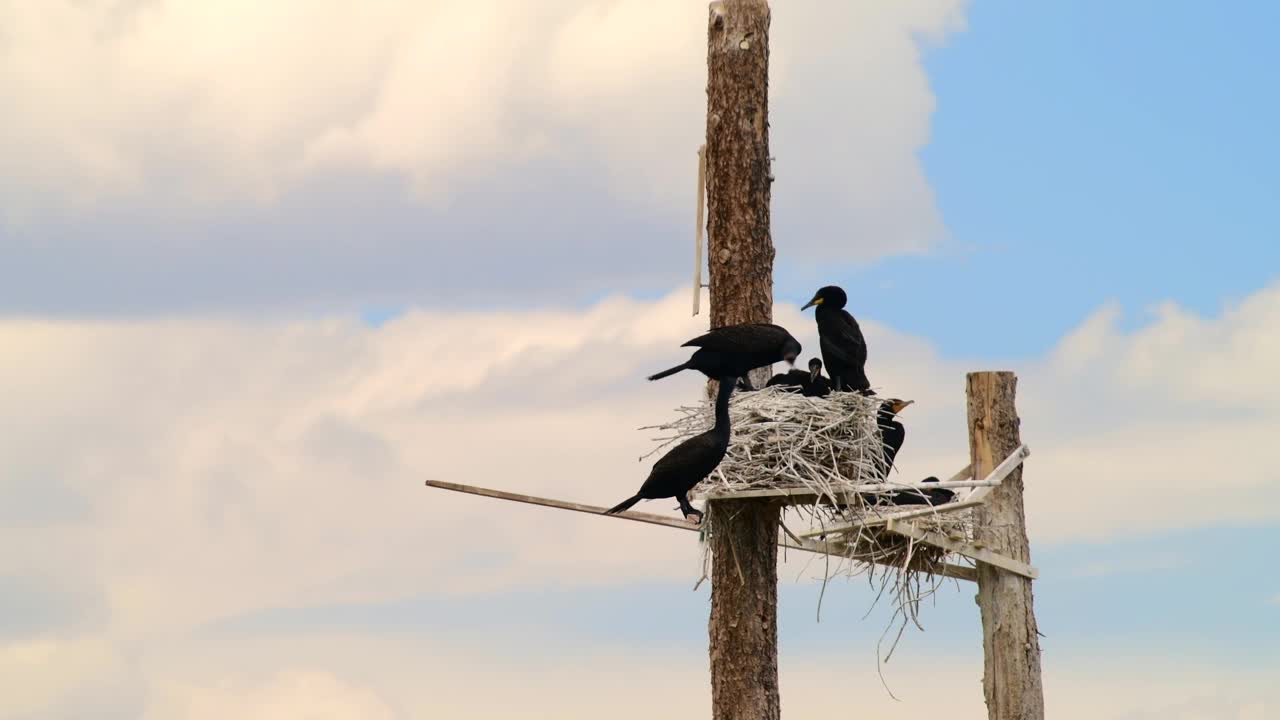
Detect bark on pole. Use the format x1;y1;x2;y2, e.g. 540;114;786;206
704;2;781;719
966;372;1045;720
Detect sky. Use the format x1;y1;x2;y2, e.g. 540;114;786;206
2;1;1278;718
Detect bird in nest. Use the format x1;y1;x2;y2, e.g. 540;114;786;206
764;357;831;397
868;398;955;507
802;285;872;395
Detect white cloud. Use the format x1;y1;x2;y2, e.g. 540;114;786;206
3;282;1280;717
0;637;138;719
0;0;962;264
4;631;1277;720
142;671;398;720
3;282;1280;643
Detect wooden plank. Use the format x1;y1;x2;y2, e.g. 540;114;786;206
701;479;1002;503
692;144;706;317
964;443;1030;504
700;448;1027;505
945;463;974;483
933;562;978;583
793;536;978;583
985;443;1031;485
798;498;985;539
424;479;978;583
884;518;1039;580
424;479;699;531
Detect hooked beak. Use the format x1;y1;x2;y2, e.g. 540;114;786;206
891;399;915;414
809;366;820;383
801;296;823;311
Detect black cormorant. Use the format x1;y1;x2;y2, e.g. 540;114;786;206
604;376;737;522
875;398;913;477
863;400;955;507
804;358;832;397
647;323;801;390
881;476;955;506
844;399;912;509
765;363;808;391
765;357;831;397
801;286;871;393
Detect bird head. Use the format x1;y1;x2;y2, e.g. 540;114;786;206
801;285;848;311
882;398;914;416
807;357;823;382
782;337;801;366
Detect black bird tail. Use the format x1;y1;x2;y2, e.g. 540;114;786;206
647;361;690;382
604;495;642;515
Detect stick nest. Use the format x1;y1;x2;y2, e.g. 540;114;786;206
644;385;891;499
646;386;979;677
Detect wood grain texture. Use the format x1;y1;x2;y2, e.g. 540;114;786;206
967;372;1045;720
705;2;781;718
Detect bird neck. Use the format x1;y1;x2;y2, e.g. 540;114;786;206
712;380;734;432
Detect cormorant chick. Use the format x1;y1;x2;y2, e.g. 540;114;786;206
804;358;832;397
605;376;737;522
766;357;831;397
647;323;801;390
801;286;871;394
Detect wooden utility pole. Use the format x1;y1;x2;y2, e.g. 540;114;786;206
704;0;774;381
967;372;1045;720
703;1;780;719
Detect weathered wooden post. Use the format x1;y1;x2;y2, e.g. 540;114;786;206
967;372;1045;720
703;1;781;718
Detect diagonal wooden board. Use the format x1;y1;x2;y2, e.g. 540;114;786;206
424;479;978;582
799;498;986;539
424;479;699;531
884;518;1039;580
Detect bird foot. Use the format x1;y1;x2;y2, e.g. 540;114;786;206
683;509;705;524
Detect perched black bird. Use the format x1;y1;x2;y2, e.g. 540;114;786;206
766;357;831;397
647;323;801;390
882;476;955;507
863;400;954;507
804;359;832;397
605;376;737;522
875;398;914;477
843;398;914;510
765;361;809;391
801;286;871;393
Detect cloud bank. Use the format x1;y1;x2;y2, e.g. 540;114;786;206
1;0;965;313
3;281;1280;716
4;284;1280;622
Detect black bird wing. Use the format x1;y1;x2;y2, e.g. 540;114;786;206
817;309;869;390
638;430;727;497
682;323;791;352
766;369;807;387
817;311;867;369
803;376;831;397
879;419;905;474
